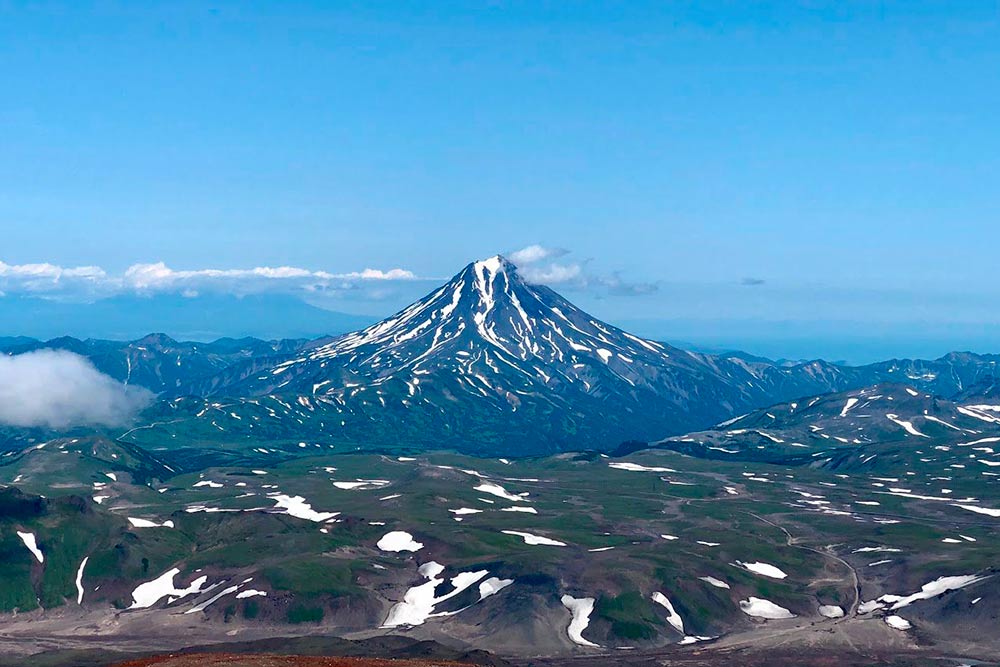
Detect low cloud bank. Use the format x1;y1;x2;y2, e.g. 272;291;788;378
0;259;418;301
0;350;152;429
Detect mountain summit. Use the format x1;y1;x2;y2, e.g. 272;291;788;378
283;253;685;396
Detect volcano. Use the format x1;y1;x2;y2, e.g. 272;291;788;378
169;256;915;454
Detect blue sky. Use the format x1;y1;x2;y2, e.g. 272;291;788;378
2;1;999;360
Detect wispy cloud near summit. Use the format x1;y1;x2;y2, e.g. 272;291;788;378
508;245;658;297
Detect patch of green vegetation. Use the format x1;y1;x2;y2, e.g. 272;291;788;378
36;501;123;608
263;557;362;597
0;531;38;612
596;591;663;640
84;530;190;582
815;584;845;606
242;599;260;619
287;604;324;623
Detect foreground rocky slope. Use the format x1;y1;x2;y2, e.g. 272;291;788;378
1;414;997;663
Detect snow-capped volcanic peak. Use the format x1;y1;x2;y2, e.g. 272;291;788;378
182;255;933;451
268;255;672;397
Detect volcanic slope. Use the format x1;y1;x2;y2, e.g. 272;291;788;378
149;258;851;455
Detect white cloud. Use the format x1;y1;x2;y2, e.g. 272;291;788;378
122;262;418;292
519;262;584;285
0;261;108;296
0;351;152;429
508;244;569;265
340;268;416;280
0;259;418;300
507;245;658;296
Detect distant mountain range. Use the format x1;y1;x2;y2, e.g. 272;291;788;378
1;333;318;393
15;255;983;456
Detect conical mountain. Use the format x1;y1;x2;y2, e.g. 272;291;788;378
259;254;696;397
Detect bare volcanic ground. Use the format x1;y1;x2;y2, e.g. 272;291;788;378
531;648;968;667
107;648;960;667
112;655;470;667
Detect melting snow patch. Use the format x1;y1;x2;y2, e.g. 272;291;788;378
185;584;240;614
502;530;566;546
886;414;928;438
382;564;489;627
377;531;424;553
954;504;1000;517
16;532;43;563
678;635;715;645
608;462;678;473
75;557;89;604
128;568;210;609
818;605;844;618
479;577;514;600
333;479;390;490
128;517;175;528
236;589;267;599
885;615;912;630
840;398;860;417
561;595;600;647
475;483;530;502
699;576;730;589
881;574;986;610
651;592;685;632
268;494;339;522
500;505;538;514
736;561;788;579
858;600;884;613
740;597;795;619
